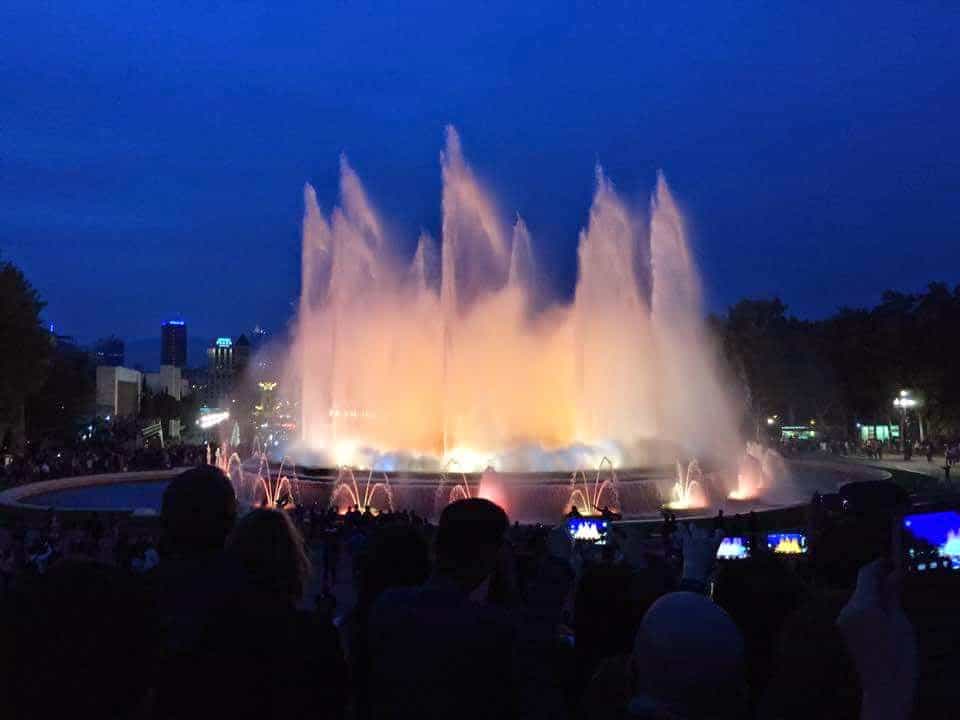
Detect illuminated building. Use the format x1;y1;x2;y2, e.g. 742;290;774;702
207;336;240;403
161;320;187;368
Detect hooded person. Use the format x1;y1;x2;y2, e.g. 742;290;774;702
629;591;748;719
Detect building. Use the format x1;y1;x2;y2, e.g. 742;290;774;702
92;336;125;366
144;364;184;401
96;366;142;417
161;320;187;368
234;334;251;371
207;336;236;403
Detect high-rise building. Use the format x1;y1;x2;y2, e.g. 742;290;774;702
207;336;235;403
93;336;125;366
161;320;187;368
234;334;251;371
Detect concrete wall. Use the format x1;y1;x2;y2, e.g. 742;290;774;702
95;366;142;417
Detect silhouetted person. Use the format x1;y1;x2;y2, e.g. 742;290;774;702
348;523;430;720
149;466;251;718
630;592;748;719
367;498;516;720
2;560;155;720
169;509;348;720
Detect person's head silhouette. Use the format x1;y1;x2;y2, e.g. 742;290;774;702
227;508;310;606
161;465;237;557
435;498;508;593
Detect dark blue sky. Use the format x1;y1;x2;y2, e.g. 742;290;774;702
2;1;958;346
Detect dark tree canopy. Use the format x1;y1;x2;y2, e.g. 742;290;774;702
720;283;960;441
0;259;51;447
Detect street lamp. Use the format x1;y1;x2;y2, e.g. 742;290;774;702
893;390;918;458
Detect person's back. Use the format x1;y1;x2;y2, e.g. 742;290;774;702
147;465;245;654
367;499;516;720
369;578;517;719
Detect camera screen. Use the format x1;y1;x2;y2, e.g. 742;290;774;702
903;510;960;572
566;517;609;544
717;536;750;560
767;532;807;555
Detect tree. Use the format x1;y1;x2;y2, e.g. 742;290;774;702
0;260;51;451
24;338;95;445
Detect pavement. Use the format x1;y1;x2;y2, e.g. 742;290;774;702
840;453;953;481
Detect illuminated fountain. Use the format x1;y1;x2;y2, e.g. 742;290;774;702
434;460;475;516
291;127;739;476
253;455;300;508
329;467;394;514
284;127;763;519
729;442;788;501
667;459;708;510
566;457;620;516
213;445;299;508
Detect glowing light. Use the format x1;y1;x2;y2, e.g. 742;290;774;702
940;531;960;558
476;469;508;512
258;381;278;391
164;320;185;326
198;411;230;429
443;447;495;474
216;337;232;348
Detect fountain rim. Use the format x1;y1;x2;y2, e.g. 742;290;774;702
0;468;184;513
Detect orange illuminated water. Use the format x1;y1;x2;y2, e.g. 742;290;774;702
289;127;739;472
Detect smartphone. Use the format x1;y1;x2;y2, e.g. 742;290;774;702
902;509;960;573
566;517;609;544
767;531;807;555
717;536;750;560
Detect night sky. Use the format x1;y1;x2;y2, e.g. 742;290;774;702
2;2;958;353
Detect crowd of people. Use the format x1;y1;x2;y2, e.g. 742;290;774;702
0;462;952;719
1;419;206;487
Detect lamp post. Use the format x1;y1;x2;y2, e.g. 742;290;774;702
893;390;917;460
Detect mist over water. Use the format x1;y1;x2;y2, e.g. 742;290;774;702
291;127;739;471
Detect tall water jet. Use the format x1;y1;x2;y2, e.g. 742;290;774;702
290;127;742;476
573;167;655;447
650;172;739;461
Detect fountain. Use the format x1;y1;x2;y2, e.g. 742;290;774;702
566;456;620;516
434;459;475;516
211;444;299;509
729;442;789;501
329;467;394;514
667;459;708;510
292;127;740;478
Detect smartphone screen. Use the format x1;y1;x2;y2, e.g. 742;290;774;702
902;510;960;572
717;536;750;560
566;517;609;544
767;532;807;555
